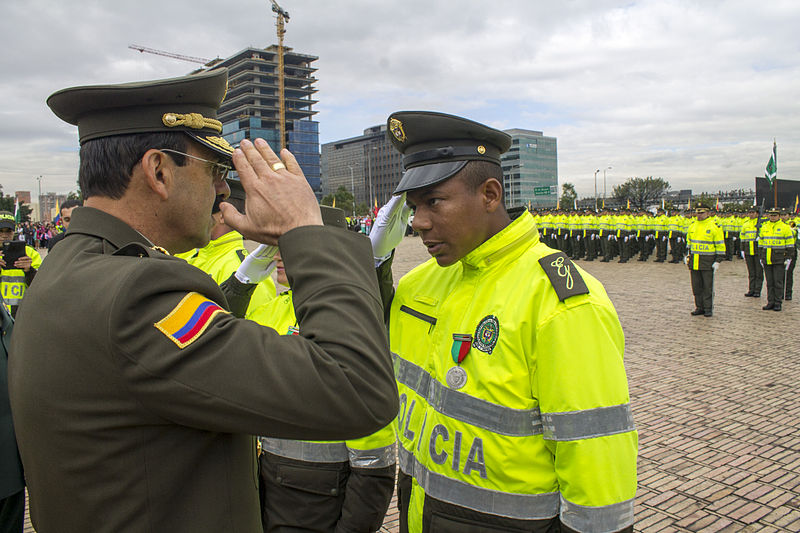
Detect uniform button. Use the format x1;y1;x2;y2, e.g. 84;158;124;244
276;476;282;483
330;489;338;496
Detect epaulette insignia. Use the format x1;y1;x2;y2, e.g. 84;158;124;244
538;252;590;302
113;243;154;258
154;292;229;349
151;246;170;255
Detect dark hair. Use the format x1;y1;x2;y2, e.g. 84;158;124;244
79;132;189;199
458;161;506;210
60;199;82;211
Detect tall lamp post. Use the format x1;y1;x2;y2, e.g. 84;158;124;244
347;165;355;217
593;169;600;210
603;166;612;206
366;145;377;213
35;175;43;222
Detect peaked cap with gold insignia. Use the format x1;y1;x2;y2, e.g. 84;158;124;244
46;68;233;158
387;111;512;194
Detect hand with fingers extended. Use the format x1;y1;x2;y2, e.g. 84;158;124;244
220;138;322;244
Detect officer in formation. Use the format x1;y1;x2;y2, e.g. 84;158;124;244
780;210;798;300
758;207;795;311
685;203;726;317
0;212;42;317
740;207;763;298
9;69;398;533
377;111;637;532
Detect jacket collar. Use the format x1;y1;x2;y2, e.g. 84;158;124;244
66;206;154;250
460;210;539;270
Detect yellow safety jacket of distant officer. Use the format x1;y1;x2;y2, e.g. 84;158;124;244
248;292;397;469
758;220;794;265
740;218;760;256
390;212;637;532
176;231;276;318
686;218;725;270
1;245;42;307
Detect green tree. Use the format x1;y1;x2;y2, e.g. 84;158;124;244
560;182;577;208
0;194;31;223
612;177;670;210
320;186;355;216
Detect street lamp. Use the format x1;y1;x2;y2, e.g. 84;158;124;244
366;145;377;213
603;166;612;205
593;169;600;210
347;165;355;217
35;175;43;222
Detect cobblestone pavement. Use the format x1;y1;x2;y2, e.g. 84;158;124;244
22;236;800;532
379;235;800;533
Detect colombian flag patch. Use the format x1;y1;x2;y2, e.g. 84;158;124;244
154;292;228;349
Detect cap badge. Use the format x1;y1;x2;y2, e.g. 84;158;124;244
477;145;486;155
162;112;223;133
389;118;406;142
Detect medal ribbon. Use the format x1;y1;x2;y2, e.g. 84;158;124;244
451;334;472;364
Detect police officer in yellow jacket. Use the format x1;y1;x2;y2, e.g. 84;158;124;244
685;204;725;317
383;111;637;533
759;208;793;311
243;207;397;533
0;212;42;317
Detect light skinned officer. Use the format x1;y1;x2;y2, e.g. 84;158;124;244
46;198;82;251
740;208;763;297
781;210;798;300
0;212;42;317
241;207;397;533
382;111;637;533
685;204;725;317
175;178;276;318
758;207;793;311
9;69;397;533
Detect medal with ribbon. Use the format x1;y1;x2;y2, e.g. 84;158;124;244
451;334;473;364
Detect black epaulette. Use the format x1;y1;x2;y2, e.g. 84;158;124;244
113;243;170;258
538;251;590;301
236;249;247;263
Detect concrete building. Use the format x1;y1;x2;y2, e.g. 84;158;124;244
321;125;403;210
38;193;67;223
208;46;321;195
501;129;558;209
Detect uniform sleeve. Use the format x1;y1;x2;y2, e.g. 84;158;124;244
534;295;637;532
110;226;398;442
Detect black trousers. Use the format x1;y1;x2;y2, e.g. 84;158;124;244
690;269;714;311
0;490;24;533
745;254;763;295
786;254;796;298
763;262;785;306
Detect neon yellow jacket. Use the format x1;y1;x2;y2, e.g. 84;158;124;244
758;220;794;265
390;212;637;532
686;218;725;270
1;246;42;307
740;217;760;256
177;231;276;318
248;291;397;468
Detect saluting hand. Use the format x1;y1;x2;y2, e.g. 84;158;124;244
220;138;322;245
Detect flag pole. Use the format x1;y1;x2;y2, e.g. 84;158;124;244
773;140;777;209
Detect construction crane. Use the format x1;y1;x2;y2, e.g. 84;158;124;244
270;0;289;149
128;44;211;65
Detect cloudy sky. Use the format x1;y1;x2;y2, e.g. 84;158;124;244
1;0;797;199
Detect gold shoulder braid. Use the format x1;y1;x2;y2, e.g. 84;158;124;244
162;113;223;133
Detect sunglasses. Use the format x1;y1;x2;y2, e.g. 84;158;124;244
157;149;231;184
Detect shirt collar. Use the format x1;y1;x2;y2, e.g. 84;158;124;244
460;210;539;270
67;206;154;250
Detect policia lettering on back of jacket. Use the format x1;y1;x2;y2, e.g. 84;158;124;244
374;112;637;533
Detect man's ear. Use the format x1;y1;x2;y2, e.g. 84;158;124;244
139;149;173;201
481;177;504;213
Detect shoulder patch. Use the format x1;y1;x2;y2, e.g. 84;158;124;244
154;292;229;349
538;252;590;301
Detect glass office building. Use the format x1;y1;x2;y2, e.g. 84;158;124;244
501;129;558;209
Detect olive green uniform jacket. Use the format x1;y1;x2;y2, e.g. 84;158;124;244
8;207;398;533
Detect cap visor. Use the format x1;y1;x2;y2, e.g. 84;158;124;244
393;160;468;194
187;132;234;159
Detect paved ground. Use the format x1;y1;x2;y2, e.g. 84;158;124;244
378;235;800;532
23;235;800;532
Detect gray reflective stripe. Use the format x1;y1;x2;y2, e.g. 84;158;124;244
260;438;348;463
542;404;635;441
1;276;25;283
398;446;559;520
392;353;543;437
348;442;397;469
560;494;635;532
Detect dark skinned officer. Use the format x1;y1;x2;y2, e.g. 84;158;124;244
8;69;397;533
378;112;637;533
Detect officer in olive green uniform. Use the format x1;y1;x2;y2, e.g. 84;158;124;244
780;210;797;300
9;70;398;533
0;296;23;533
